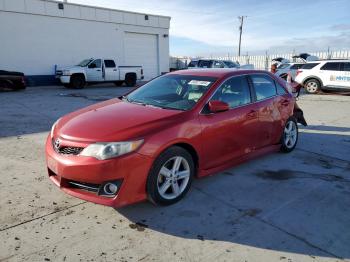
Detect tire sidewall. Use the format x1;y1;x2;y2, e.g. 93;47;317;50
125;74;136;87
71;75;85;89
280;117;299;153
147;146;194;206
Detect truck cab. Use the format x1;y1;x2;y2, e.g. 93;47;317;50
56;58;144;89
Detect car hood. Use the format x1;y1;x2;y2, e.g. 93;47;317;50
57;99;184;142
63;66;82;72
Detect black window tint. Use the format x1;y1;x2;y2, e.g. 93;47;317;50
290;64;304;70
198;60;212;68
321;62;341;71
188;61;198;67
251;75;277;101
276;82;287;95
301;63;319;69
211;76;251;108
342;62;350;72
104;60;116;68
90;59;102;68
213;61;224;68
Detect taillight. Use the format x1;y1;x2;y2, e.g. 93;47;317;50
296;70;302;76
21;76;26;84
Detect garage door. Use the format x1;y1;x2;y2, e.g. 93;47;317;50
124;32;159;80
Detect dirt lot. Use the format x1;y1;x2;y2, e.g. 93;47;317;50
0;85;349;262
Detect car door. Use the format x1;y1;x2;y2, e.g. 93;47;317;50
199;75;259;170
249;74;286;148
319;62;342;87
104;60;119;81
86;59;103;82
339;62;350;88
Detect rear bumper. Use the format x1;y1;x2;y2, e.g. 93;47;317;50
45;135;154;207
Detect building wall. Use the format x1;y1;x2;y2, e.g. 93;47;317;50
0;0;170;84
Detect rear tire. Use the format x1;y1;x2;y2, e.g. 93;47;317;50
304;79;321;94
147;146;194;206
70;75;85;89
280;117;298;153
125;73;136;87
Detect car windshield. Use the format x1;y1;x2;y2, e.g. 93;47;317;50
223;61;239;68
77;59;93;67
126;75;217;111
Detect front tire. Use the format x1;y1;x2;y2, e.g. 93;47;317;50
147;146;194;206
70;75;85;89
280;118;298;153
304;79;321;94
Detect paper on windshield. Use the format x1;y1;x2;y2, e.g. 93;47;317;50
188;80;212;86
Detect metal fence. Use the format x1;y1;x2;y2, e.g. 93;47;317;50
170;50;350;70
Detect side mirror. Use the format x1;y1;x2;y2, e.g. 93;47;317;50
208;100;230;113
88;63;96;69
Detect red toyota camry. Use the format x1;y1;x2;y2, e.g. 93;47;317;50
46;69;306;207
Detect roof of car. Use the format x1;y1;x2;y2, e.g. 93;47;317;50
168;68;267;78
306;59;350;63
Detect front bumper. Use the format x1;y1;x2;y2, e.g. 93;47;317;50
45;135;154;207
59;76;71;84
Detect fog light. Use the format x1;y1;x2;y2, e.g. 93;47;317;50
103;183;118;195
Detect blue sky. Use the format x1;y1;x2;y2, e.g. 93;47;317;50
66;0;350;56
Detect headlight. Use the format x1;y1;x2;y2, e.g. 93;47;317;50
80;140;144;160
62;70;71;76
50;118;61;138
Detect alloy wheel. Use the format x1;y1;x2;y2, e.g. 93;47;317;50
157;156;190;200
284;121;298;149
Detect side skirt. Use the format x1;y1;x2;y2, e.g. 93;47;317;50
197;144;280;178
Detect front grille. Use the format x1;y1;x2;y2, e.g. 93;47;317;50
58;146;84;155
52;139;84;155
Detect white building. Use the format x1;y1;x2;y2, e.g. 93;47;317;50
0;0;170;85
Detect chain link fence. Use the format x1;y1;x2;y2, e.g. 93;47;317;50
171;50;350;70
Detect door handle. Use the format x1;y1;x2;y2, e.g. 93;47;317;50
246;110;257;118
113;69;117;71
96;69;101;72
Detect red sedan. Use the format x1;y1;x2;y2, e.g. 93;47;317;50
46;69;306;207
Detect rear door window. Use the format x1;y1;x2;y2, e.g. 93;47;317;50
321;62;341;71
104;60;116;68
213;61;225;68
251;74;277;101
341;62;350;72
198;60;212;68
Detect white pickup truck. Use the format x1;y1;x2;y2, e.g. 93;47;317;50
56;58;144;89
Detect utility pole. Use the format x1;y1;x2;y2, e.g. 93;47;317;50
238;16;246;57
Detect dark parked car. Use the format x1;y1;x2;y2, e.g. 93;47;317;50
0;70;26;90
